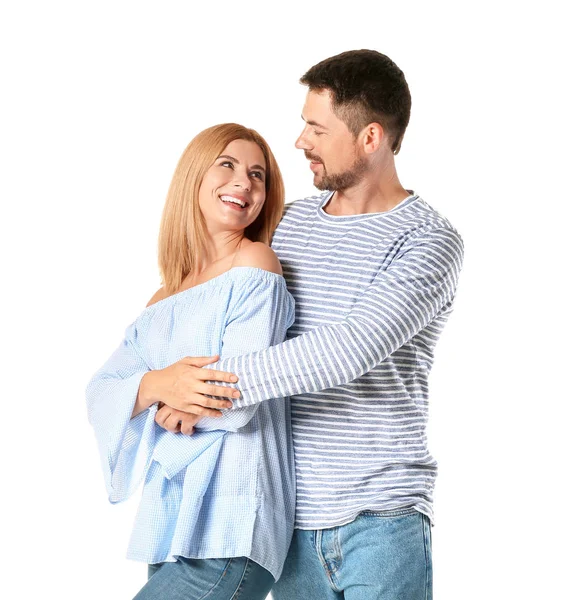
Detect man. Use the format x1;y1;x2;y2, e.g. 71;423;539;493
147;49;463;598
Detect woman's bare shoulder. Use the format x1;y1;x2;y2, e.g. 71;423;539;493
232;241;282;275
146;287;167;307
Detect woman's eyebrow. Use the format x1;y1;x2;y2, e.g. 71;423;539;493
217;155;266;172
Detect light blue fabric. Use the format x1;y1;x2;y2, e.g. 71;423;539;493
86;267;296;581
136;557;274;600
271;509;432;600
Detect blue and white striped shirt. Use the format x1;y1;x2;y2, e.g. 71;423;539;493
86;268;296;580
214;192;464;529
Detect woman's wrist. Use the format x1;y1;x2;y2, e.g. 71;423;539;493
132;371;157;417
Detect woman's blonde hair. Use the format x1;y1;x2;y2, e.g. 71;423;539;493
158;123;285;294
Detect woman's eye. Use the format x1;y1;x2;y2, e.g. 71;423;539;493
250;171;264;181
219;161;234;168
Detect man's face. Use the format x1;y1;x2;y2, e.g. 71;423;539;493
295;89;368;191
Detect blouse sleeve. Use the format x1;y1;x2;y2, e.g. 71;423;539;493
197;272;295;430
86;322;156;503
151;272;295;479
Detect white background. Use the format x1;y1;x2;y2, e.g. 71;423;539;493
1;1;563;598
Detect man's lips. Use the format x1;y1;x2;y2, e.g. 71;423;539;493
305;154;323;173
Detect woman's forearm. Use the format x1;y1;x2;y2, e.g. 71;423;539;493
132;371;158;418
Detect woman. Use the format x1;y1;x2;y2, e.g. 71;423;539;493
86;123;295;600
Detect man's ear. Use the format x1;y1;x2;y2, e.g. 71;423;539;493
360;122;385;155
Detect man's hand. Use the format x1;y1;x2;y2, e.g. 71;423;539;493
155;403;201;435
134;355;239;418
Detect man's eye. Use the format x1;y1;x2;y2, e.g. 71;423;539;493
313;130;323;136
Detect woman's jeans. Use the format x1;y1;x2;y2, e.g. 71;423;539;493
271;508;433;600
133;556;274;600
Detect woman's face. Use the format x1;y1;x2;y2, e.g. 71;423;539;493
198;139;267;236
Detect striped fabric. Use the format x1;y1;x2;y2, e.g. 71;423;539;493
215;192;464;529
86;268;296;580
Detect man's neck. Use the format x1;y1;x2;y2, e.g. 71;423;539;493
323;165;410;216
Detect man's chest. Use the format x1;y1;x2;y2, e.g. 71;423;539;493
273;222;402;330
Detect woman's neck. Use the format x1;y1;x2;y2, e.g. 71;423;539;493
198;230;246;272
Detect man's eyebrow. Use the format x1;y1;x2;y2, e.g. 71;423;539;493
216;155;266;172
301;116;328;130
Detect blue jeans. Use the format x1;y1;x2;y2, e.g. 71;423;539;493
133;556;274;600
271;508;432;600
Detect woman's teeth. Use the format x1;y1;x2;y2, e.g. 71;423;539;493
220;195;247;208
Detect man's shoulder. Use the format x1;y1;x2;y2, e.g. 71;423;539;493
402;195;462;240
396;196;464;262
282;192;330;219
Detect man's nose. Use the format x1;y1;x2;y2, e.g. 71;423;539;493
295;128;312;150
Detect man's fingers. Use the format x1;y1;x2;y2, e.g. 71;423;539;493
155;406;181;432
180;356;220;367
180;420;195;435
155;407;170;427
163;415;181;432
156;405;209;434
160;409;180;432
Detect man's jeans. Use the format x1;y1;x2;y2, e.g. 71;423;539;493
271;508;432;600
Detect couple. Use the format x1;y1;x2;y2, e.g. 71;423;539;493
87;49;464;600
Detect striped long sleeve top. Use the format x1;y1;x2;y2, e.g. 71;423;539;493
213;192;464;529
86;268;296;580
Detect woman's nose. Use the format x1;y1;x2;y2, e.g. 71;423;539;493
233;172;251;191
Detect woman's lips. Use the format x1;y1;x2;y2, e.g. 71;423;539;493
220;194;248;210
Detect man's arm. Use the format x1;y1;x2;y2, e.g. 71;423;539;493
156;225;463;419
222;226;463;406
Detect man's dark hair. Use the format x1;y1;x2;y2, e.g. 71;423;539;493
300;49;411;154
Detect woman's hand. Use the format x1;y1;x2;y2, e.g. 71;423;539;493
133;355;240;418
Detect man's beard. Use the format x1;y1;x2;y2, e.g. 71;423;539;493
310;155;369;192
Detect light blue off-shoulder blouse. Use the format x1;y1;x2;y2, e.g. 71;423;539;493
86;267;296;580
